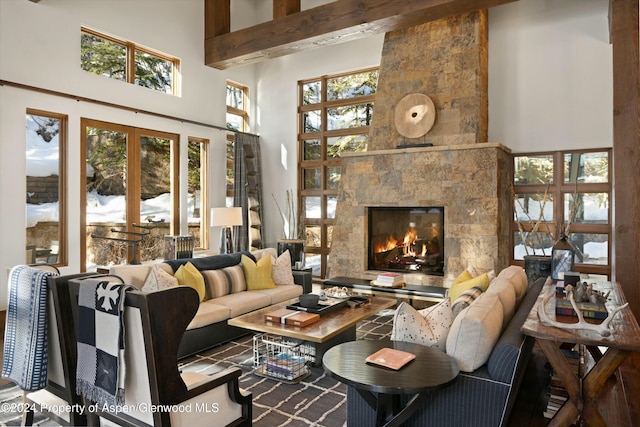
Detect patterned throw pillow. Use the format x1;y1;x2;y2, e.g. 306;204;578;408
202;265;246;298
451;286;483;318
174;262;206;302
390;298;453;352
272;250;295;285
241;254;277;290
142;264;179;292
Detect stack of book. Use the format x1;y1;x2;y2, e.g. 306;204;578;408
265;352;307;381
371;272;405;288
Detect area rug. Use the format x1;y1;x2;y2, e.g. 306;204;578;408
0;313;394;427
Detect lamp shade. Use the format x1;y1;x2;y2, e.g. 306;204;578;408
211;207;243;227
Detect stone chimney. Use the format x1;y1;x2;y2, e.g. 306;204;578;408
328;11;512;285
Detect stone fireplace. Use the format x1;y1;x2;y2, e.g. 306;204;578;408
328;11;513;286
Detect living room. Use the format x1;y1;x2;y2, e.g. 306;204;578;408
1;0;639;425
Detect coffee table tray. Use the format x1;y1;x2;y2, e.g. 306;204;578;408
286;298;347;315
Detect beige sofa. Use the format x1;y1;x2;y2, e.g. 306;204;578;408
110;248;306;358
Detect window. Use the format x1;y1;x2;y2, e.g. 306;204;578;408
512;149;611;278
81;27;179;95
188;137;210;250
25;110;67;266
298;68;379;278
81;119;179;270
226;81;249;203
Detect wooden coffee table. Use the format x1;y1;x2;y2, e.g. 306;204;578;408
228;296;395;368
323;340;459;427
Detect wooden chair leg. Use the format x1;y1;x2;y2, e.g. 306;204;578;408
21;392;34;426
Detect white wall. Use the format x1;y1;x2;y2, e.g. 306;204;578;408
0;0;614;310
488;0;612;152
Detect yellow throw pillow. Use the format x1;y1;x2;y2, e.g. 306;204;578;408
452;270;474;285
449;273;491;303
174;262;206;302
242;254;277;290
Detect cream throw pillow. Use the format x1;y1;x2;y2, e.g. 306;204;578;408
446;292;503;372
174;262;206;302
242;254;277;290
272;250;295;285
142;264;179;292
391;299;453;352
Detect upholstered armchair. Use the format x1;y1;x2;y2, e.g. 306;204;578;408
65;279;252;427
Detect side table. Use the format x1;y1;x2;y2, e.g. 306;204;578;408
521;280;640;427
323;340;459;427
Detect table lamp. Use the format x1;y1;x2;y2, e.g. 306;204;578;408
211;207;243;254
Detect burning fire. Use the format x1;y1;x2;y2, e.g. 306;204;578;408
374;227;428;257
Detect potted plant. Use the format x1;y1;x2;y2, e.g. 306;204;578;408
273;189;305;267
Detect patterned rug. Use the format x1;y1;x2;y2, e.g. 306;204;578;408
0;312;394;427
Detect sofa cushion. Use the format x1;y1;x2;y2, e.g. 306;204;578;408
451;286;483;318
391;299;453;352
164;251;256;273
250;284;303;305
486;277;517;326
142;264;178;292
186;302;231;330
201;265;246;298
487;277;543;382
446;292;503;372
241;255;277;290
175;262;206;302
497;265;528;303
272;250;295;285
213;292;272;317
449;272;492;303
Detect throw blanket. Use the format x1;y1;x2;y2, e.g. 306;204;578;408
76;280;133;407
2;265;57;391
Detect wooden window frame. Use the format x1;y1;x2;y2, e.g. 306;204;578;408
298;67;378;279
81;27;180;96
26;108;68;267
226;81;249;199
188;137;210;251
511;148;612;278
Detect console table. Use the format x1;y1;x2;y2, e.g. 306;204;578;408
323;276;447;305
521;280;640;427
323;340;459;427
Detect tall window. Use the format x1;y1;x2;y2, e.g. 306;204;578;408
188;137;210;250
298;68;379;278
81;119;179;270
25;110;67;266
512;149;611;278
226;81;249;204
81;27;180;95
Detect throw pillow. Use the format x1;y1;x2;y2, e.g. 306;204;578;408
448;272;491;303
272;250;295;285
452;269;473;285
174;262;206;302
201;265;246;298
497;265;528;303
446;292;503;372
451;286;483;318
242;254;277;290
391;299;453;352
142;264;179;292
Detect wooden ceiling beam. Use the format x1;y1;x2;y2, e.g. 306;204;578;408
274;0;301;19
205;0;230;39
205;0;518;69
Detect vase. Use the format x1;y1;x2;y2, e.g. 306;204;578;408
277;239;305;267
524;255;552;286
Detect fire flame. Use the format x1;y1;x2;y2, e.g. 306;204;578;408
374;228;427;257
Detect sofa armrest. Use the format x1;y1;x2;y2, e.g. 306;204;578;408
293;270;312;294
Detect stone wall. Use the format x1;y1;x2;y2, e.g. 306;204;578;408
328;143;512;286
369;10;488;150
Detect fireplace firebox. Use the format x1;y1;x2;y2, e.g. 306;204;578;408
367;207;444;275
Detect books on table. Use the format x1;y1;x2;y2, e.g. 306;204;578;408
371;272;405;288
